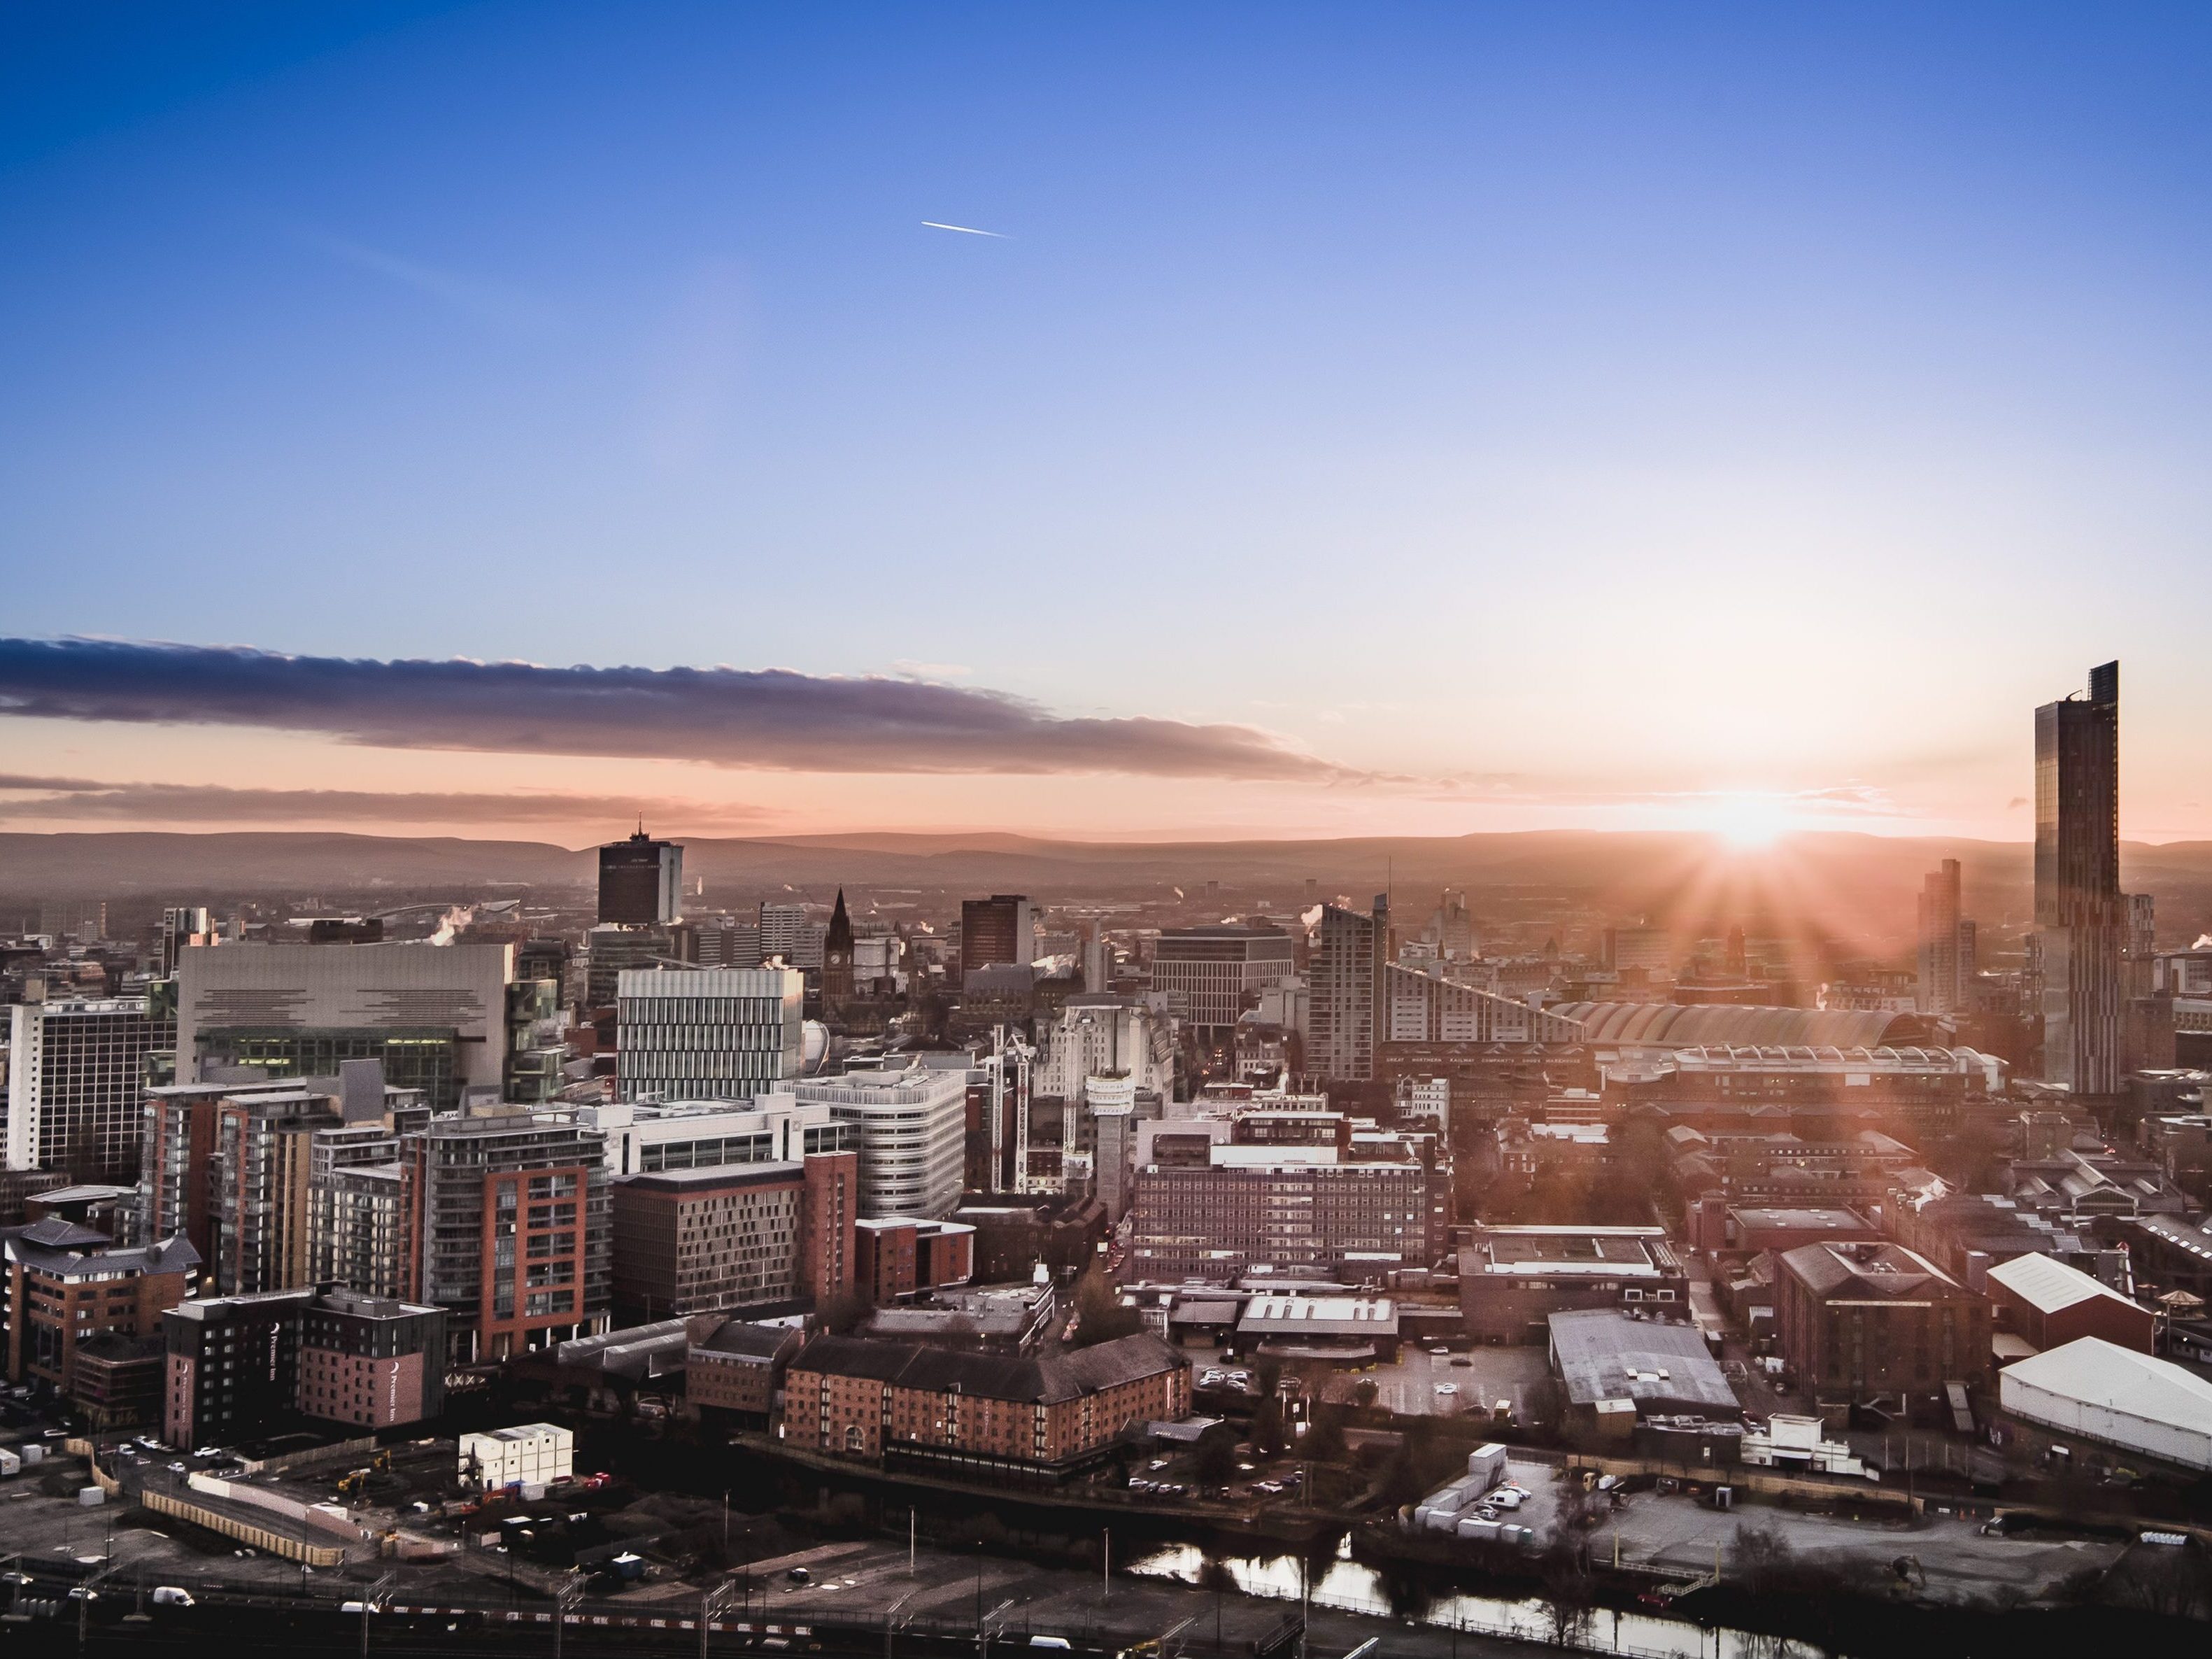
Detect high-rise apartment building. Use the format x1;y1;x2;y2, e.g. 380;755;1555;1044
960;895;1035;974
598;828;684;926
211;1087;341;1297
310;1160;407;1299
1150;926;1297;1033
615;967;806;1103
399;1110;610;1363
788;1065;968;1219
1311;897;1387;1082
2034;661;2125;1097
6;991;173;1180
1915;859;1976;1015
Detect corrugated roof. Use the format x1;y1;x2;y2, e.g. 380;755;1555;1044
1986;1252;2143;1318
2003;1338;2212;1436
1548;1002;1917;1049
1548;1310;1738;1414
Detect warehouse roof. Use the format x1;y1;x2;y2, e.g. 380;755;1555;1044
2002;1339;2212;1437
1547;1309;1740;1416
790;1331;1183;1405
1986;1252;2145;1318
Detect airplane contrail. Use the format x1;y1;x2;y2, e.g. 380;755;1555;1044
922;220;1008;238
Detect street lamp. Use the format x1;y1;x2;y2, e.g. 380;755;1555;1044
553;1572;586;1659
359;1569;395;1659
702;1577;742;1659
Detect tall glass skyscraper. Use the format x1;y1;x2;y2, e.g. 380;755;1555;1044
2034;660;2123;1096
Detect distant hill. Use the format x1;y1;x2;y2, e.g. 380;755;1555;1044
7;828;2211;957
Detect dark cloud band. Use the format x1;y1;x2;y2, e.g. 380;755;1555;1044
0;637;1345;781
0;775;767;828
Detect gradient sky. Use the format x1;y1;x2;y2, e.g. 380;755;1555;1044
4;3;2210;844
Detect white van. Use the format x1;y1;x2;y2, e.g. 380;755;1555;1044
150;1587;196;1608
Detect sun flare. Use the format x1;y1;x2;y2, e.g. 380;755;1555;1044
1706;794;1792;849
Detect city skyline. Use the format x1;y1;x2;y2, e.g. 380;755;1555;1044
6;7;2212;843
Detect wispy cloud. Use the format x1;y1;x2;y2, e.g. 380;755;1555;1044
306;232;562;336
0;773;772;829
0;638;1356;782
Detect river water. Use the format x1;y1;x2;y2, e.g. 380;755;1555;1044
1123;1536;1788;1659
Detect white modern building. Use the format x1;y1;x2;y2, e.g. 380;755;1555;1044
6;992;171;1178
790;1064;967;1220
758;905;825;970
1150;926;1297;1033
458;1422;574;1490
1034;994;1175;1103
615;967;805;1103
579;1094;853;1176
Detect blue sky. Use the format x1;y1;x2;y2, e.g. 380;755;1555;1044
3;4;2209;841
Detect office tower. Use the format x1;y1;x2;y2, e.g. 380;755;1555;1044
598;827;684;926
5;989;174;1179
175;940;521;1110
609;1149;858;1323
1150;925;1297;1034
1915;859;1976;1015
583;923;693;1008
757;903;825;969
2034;661;2125;1097
615;966;806;1103
1431;889;1474;959
1034;994;1175;1103
789;1064;969;1219
960;894;1035;974
822;889;855;1012
1093;1096;1137;1222
399;1110;611;1364
1311;896;1387;1082
692;914;763;970
159;906;211;977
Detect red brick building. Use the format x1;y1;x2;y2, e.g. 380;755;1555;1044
686;1319;802;1427
610;1151;858;1325
1774;1239;1991;1408
2;1219;198;1400
781;1331;1189;1482
1984;1252;2155;1353
855;1217;975;1303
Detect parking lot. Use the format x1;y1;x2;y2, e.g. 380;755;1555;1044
1320;1342;1550;1420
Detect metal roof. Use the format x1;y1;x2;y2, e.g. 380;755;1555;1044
1548;1003;1917;1049
1985;1252;2143;1318
1547;1310;1739;1415
2002;1338;2212;1437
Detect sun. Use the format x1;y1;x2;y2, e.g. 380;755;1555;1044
1706;793;1792;849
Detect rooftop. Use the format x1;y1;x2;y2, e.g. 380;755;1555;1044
790;1329;1184;1405
1985;1251;2145;1318
1547;1308;1740;1414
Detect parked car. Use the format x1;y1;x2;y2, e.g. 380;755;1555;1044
1433;1383;1459;1396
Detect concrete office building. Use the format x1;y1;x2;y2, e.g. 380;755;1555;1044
1033;994;1175;1106
6;991;173;1180
581;1094;853;1177
1130;1145;1431;1283
1094;1099;1137;1222
598;828;684;926
615;967;806;1103
175;940;520;1110
1384;963;1586;1045
2034;661;2127;1098
1916;859;1976;1015
1150;926;1296;1034
758;905;825;970
1311;898;1387;1082
788;1065;968;1220
399;1110;611;1363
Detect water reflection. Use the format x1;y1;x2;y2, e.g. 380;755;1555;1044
1123;1539;1776;1659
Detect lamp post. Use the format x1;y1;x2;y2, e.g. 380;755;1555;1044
702;1577;741;1659
553;1573;585;1659
360;1569;395;1659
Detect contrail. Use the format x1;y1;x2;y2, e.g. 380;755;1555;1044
922;220;1008;238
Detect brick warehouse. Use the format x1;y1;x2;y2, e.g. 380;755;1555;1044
781;1331;1189;1483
